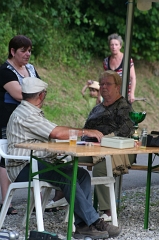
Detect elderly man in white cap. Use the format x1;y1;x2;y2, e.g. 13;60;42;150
6;77;121;239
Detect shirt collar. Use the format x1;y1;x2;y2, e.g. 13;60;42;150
21;100;44;115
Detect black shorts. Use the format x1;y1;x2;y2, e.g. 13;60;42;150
0;157;5;168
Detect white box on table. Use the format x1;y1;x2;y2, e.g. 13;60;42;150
101;136;134;149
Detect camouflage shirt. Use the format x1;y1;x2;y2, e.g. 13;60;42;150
82;96;134;142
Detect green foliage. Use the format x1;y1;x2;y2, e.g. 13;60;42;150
133;3;159;61
0;14;16;63
0;0;159;64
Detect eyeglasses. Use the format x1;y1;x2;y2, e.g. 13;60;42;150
39;90;47;96
99;82;115;87
42;90;47;95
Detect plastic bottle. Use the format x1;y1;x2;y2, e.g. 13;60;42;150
140;128;147;148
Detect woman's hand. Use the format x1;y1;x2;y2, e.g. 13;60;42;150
128;93;135;103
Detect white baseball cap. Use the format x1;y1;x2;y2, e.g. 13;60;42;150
22;77;48;93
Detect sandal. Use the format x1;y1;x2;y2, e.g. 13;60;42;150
44;207;60;212
45;205;67;212
0;204;17;215
33;207;56;213
7;206;17;215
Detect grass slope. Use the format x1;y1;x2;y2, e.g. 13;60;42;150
36;59;159;134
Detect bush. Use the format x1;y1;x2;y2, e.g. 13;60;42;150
0;14;16;64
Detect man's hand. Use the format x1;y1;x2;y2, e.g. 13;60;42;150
50;127;103;143
84;129;104;142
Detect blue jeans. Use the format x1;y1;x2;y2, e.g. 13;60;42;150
15;162;99;226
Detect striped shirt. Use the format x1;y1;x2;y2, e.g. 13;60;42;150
6;100;57;182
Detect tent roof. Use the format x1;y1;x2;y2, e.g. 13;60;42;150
122;0;159;99
137;0;159;11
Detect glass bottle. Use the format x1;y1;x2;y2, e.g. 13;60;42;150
140;128;147;148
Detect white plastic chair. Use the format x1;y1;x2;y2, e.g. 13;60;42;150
0;139;54;231
65;155;118;227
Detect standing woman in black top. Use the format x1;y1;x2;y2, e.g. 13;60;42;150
103;33;136;103
0;35;40;214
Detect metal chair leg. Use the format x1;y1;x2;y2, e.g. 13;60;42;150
93;188;98;210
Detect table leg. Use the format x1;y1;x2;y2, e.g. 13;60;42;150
144;153;152;229
25;151;33;240
67;156;78;240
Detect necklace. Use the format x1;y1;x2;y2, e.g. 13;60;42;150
7;59;29;77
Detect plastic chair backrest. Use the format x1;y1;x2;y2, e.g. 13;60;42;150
0;139;30;161
0;139;8;160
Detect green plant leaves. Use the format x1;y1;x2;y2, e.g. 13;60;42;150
0;1;159;64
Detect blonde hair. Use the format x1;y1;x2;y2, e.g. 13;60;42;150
108;33;123;46
99;70;122;86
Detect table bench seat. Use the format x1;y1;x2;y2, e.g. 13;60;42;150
131;164;159;172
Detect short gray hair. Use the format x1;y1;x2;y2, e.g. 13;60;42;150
108;33;123;46
22;92;40;100
99;70;122;86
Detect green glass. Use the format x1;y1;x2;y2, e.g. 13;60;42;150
129;111;146;140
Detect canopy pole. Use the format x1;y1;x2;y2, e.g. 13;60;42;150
122;0;135;99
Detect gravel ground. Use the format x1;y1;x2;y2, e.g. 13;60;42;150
1;185;159;240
